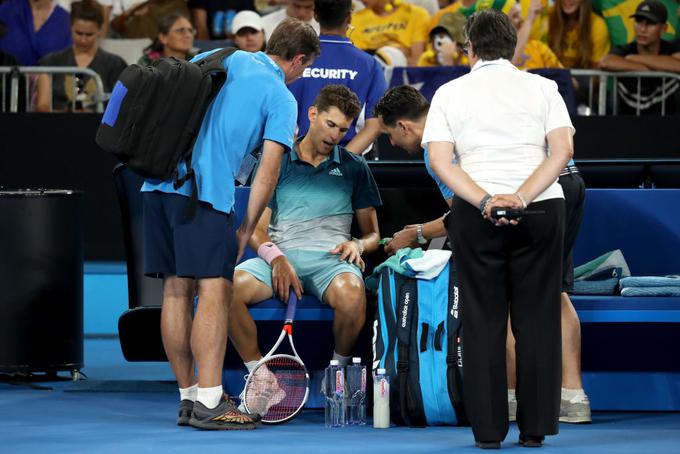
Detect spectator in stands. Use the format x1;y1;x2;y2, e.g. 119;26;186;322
547;0;610;68
57;0;112;37
231;10;266;52
288;0;387;154
227;85;381;416
262;0;319;40
511;0;564;70
428;0;513;34
138;12;195;65
189;0;255;40
350;0;431;66
599;0;680;115
0;0;71;65
141;18;320;430
36;0;126;112
424;10;574;448
417;11;469;66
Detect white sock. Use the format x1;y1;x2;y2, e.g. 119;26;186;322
197;385;223;409
245;360;260;373
562;387;587;402
179;383;198;402
332;351;351;367
508;389;516;401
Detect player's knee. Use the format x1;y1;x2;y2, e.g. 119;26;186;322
164;277;194;300
330;275;366;320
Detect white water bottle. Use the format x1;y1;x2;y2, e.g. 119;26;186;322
324;360;345;428
373;368;390;428
346;357;367;425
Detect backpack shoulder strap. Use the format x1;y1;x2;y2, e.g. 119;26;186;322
195;47;239;75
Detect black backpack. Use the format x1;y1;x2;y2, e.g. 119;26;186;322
96;48;238;189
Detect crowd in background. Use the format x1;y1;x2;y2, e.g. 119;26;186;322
0;0;679;112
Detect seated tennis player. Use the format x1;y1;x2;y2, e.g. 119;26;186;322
229;84;382;415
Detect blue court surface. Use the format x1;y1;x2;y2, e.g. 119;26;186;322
2;339;679;454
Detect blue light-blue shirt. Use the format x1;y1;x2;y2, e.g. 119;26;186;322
287;35;387;145
142;50;297;214
424;146;454;200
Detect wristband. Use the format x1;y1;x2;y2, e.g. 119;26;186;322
257;242;284;265
479;194;492;214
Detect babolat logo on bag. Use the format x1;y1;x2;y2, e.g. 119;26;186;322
373;261;468;426
96;48;238;186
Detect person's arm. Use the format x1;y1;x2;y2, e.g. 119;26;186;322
248;206;303;302
599;53;649;71
236;139;283;262
623;54;680;72
36;74;52;113
428;141;489;209
512;0;542;66
408;41;426;66
191;8;210;40
330;206;380;272
100;4;112;37
384;213;448;255
346;118;382;155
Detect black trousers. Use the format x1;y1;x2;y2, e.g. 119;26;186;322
450;196;565;442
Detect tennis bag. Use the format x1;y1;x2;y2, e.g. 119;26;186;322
372;260;468;426
96;48;237;186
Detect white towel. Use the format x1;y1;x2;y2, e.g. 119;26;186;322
402;250;452;280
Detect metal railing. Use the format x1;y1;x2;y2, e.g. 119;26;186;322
571;69;680;116
0;66;107;113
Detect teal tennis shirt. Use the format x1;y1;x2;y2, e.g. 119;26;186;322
267;141;382;252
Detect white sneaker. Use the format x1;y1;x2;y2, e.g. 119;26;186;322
560;394;592;423
238;367;286;416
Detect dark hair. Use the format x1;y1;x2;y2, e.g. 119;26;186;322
465;9;516;61
314;84;361;119
71;0;104;27
147;13;190;54
373;85;430;127
266;18;320;63
314;0;352;30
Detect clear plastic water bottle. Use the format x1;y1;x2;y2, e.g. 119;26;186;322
346;357;367;425
324;360;345;428
373;368;390;428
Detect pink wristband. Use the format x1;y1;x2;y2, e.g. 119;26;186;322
258;242;284;265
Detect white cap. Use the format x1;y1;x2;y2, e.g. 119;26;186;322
231;10;265;34
352;357;361;364
377;368;386;374
330;359;340;366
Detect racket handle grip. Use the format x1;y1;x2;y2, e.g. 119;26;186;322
284;290;298;323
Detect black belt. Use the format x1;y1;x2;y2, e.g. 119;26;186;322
560;165;579;177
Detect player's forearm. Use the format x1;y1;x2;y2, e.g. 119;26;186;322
422;217;447;240
242;145;282;236
356;232;380;255
599;54;649;71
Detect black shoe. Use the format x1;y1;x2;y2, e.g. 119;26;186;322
475;441;501;449
177;399;194;426
189;396;261;430
519;435;545;447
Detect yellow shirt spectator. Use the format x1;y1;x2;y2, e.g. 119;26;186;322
350;1;431;65
428;0;514;32
515;39;565;69
559;14;610;67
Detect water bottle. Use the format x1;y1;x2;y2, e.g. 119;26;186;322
346;357;367;425
324;360;345;427
373;368;390;428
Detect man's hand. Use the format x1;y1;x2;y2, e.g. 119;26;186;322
330;241;365;272
384;225;419;255
484;194;523;227
271;256;303;303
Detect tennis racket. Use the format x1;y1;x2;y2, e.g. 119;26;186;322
242;292;309;424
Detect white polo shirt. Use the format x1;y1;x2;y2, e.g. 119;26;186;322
422;58;575;203
261;8;319;41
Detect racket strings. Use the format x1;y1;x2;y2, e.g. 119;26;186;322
245;357;308;422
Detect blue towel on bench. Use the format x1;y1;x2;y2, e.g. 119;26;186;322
621;286;680;297
573;278;619;295
620;276;680;288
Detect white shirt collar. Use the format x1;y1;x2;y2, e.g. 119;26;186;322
471;58;516;72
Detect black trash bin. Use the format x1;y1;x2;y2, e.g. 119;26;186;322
0;189;84;377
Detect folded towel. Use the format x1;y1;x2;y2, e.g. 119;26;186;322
573;278;619;295
621;286;680;297
574;249;631;281
403;250;452;280
372;247;424;276
620;276;680;289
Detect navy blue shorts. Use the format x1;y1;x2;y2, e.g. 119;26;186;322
143;191;237;280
